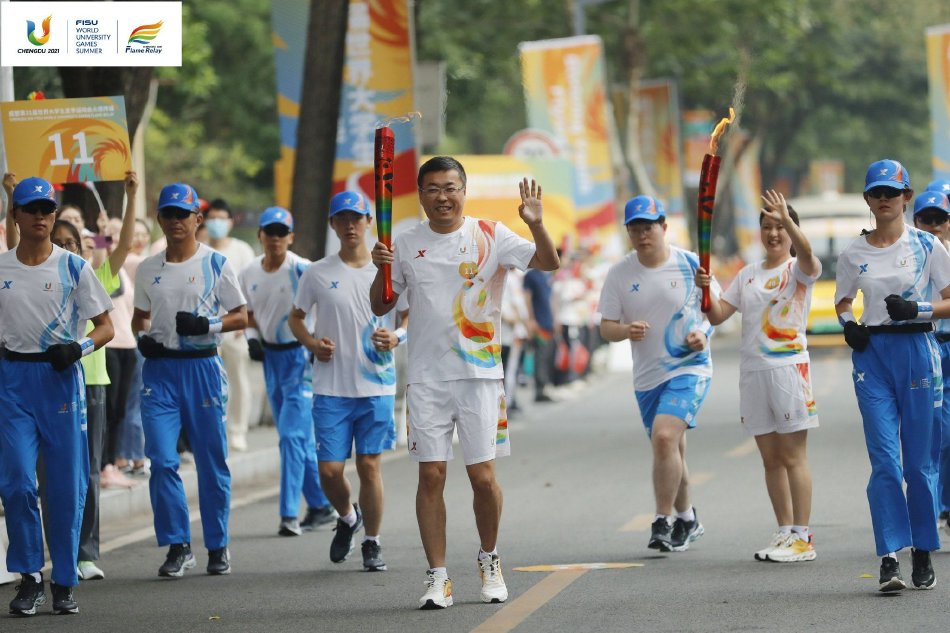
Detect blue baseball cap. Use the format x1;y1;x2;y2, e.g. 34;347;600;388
624;195;665;224
925;179;950;196
12;177;57;209
259;206;293;230
864;159;910;192
157;183;199;212
913;191;950;216
329;191;371;217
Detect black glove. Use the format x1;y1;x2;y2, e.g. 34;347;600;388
843;321;870;352
247;338;265;362
884;294;918;321
137;334;164;359
176;311;210;336
47;342;82;371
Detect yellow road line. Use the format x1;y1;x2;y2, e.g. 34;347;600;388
470;569;587;633
690;471;714;486
725;438;757;458
619;513;654;532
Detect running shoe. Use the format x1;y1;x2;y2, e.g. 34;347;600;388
330;504;363;563
767;532;816;562
879;556;906;593
279;517;302;537
300;505;339;531
911;548;936;590
419;570;453;609
478;554;508;603
754;532;787;561
941;511;950;538
648;517;673;552
77;560;105;580
207;547;231;575
361;540;387;571
50;583;78;615
9;573;45;616
158;543;196;578
670;510;705;552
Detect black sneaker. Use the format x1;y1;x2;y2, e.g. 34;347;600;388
911;548;936;589
9;573;46;616
207;547;231;575
361;539;388;571
879;556;906;592
158;543;196;578
278;517;302;536
648;517;673;552
330;504;363;563
300;505;339;532
940;510;949;522
670;510;705;552
50;582;78;615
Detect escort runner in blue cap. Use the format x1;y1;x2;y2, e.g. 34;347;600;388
329;190;371;217
0;175;114;615
926;179;950;196
836;159;950;592
132;182;247;579
240;207;335;536
624;194;666;224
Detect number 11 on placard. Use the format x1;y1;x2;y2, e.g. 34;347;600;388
48;132;94;167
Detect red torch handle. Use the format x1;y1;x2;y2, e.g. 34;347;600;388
697;153;721;313
374;127;395;304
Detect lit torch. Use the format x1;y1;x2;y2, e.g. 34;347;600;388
698;107;735;313
374;126;395;304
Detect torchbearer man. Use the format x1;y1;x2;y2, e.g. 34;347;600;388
132;183;247;578
240;206;335;537
0;177;114;615
598;195;715;554
370;157;559;610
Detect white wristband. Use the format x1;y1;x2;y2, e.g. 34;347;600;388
208;316;223;334
394;327;407;345
78;337;95;357
918;302;934;320
838;311;856;326
244;327;260;340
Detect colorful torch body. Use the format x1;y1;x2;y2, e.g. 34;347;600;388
374;126;395;304
697;153;721;313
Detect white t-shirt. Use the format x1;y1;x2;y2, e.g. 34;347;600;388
391;216;536;384
241;251;311;344
598;246;716;391
293;254;402;398
835;226;950;326
214;238;256;274
0;246;113;354
134;243;246;350
721;258;820;370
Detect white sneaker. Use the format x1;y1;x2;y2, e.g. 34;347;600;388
754;532;787;561
419;570;453;609
767;532;817;562
77;560;105;580
478;554;508;603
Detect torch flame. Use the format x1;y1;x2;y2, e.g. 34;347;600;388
708;107;735;155
376;112;422;128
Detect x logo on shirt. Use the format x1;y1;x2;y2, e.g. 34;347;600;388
855;371;865;383
858;264;868;274
329;281;340;289
630;283;639;292
1;281;12;289
415;250;427;259
152;276;162;285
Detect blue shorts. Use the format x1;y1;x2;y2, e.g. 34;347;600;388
312;395;396;462
635;374;711;436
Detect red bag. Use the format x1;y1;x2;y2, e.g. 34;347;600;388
555;340;570;372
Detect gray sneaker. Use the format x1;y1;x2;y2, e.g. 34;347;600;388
278;517;302;537
300;505;338;531
361;540;387;571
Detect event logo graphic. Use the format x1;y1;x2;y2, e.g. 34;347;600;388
126;21;163;53
26;15;52;46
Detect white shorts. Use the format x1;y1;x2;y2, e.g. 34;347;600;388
739;362;819;437
406;379;509;465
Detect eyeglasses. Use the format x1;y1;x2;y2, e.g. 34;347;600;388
261;224;290;237
419;184;465;197
916;214;949;226
19;202;57;216
866;186;905;200
626;221;661;235
158;207;196;220
53;239;80;252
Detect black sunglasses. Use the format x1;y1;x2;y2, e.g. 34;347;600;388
866;186;905;200
261;224;290;237
916;213;949;226
158;206;196;220
19;201;57;215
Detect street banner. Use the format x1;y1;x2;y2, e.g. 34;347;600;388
729;130;763;262
638;79;684;216
926;25;950;179
1;95;132;183
272;0;419;234
519;36;616;239
682;109;714;187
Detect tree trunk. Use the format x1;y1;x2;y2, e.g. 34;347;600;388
57;67;154;222
290;0;349;261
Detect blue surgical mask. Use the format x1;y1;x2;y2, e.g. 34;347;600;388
204;218;230;239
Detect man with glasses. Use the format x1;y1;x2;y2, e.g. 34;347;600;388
913;189;950;538
131;183;247;578
291;191;407;572
239;207;335;538
370;157;559;609
598;195;714;554
0;177;114;615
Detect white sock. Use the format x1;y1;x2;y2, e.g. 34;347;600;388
885;552;897;560
341;508;358;527
778;525;793;534
791;525;809;539
363;535;380;544
654;514;672;525
28;572;42;583
478;548;497;561
676;507;695;522
429;566;448;578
